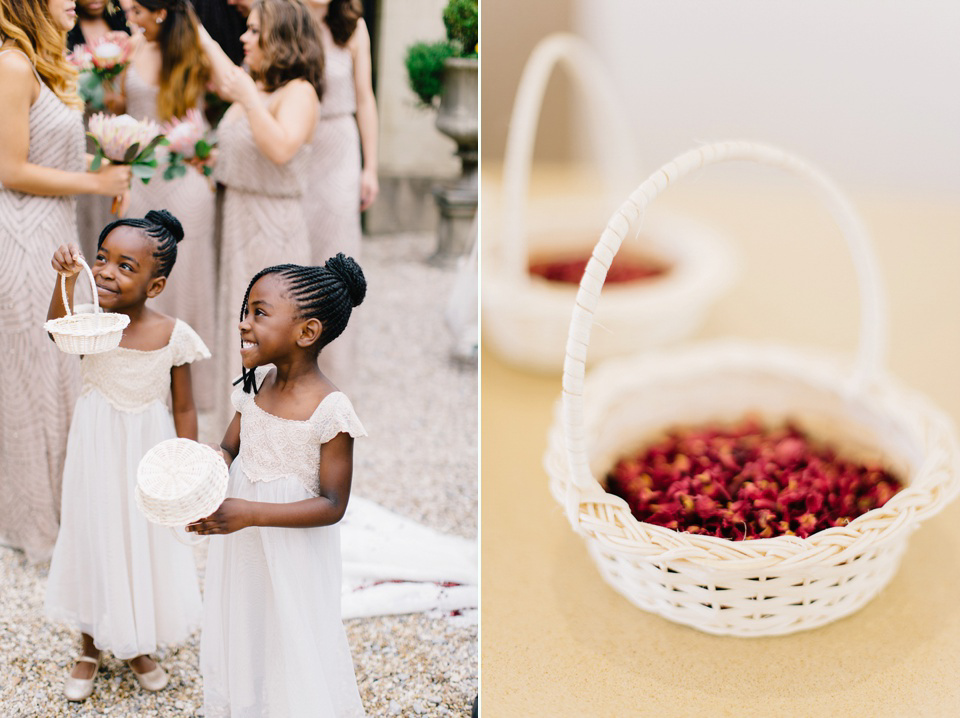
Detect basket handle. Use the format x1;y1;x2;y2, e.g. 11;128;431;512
59;256;101;316
561;140;887;497
500;33;637;283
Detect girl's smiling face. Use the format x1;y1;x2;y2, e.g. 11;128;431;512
238;273;308;368
93;226;164;310
240;9;263;73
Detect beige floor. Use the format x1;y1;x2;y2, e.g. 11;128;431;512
481;163;960;716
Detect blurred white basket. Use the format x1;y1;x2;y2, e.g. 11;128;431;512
543;140;960;637
482;33;737;373
136;438;229;527
43;256;129;354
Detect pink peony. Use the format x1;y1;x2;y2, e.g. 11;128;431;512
88;113;163;163
161;108;206;157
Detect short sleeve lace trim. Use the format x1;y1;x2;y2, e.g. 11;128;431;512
170;319;211;366
311;392;367;444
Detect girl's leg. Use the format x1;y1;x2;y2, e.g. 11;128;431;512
69;633;100;680
128;655;158;673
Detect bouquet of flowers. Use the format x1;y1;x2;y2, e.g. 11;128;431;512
69;32;133;110
87;113;167;210
160;109;215;180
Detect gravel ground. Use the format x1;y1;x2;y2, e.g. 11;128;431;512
0;232;479;716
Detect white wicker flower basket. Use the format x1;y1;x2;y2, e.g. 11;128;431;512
543;140;960;637
43;257;129;354
482;34;737;373
136;438;229;528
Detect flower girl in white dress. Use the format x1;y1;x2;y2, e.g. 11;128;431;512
189;255;367;717
44;210;209;702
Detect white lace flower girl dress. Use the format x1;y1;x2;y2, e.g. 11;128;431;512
45;319;209;659
201;370;366;718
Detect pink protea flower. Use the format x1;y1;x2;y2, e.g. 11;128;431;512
67;44;93;71
88;32;133;75
88;113;163;163
605;418;904;541
161;109;206;158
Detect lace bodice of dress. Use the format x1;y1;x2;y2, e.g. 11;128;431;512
318;23;356;119
232;373;366;496
80;318;210;412
214;97;311;197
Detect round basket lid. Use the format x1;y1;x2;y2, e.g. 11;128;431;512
136;438;229;527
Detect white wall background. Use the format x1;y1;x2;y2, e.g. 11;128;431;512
573;0;960;193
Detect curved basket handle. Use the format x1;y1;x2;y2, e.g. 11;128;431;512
60;256;100;316
561;140;887;501
500;33;638;283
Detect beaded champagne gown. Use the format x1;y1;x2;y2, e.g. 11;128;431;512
201;369;366;717
0;51;85;563
304;22;361;393
123;57;217;411
45;319;208;657
212;97;312;428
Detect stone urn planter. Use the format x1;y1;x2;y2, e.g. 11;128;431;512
432;56;478;263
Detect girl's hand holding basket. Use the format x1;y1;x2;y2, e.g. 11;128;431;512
51;243;86;278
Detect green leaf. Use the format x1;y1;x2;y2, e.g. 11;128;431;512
195;139;212;159
163;164;177;181
203;166;213;177
131;162;155;182
88;146;103;172
136;134;167;161
122;142;141;163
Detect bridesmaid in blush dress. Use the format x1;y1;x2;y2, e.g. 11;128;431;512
305;0;379;395
0;0;131;562
118;0;217;410
199;0;323;427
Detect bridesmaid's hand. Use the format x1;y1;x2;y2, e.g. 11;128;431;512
360;167;379;211
219;66;259;108
186;498;254;535
51;243;85;276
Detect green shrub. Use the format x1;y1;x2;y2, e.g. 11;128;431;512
405;0;478;107
443;0;478;56
404;41;456;106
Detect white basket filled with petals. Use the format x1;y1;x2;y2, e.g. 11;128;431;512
482;34;737;373
43;257;130;355
543;140;960;637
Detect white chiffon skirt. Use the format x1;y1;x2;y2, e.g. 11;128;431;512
45;392;202;659
201;457;366;718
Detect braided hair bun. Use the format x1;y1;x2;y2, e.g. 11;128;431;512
145;209;184;243
324;253;366;308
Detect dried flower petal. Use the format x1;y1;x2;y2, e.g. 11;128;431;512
605;418;903;541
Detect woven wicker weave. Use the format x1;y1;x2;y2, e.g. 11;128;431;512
482;33;737;372
43;257;129;354
543;140;960;636
136;438;229;527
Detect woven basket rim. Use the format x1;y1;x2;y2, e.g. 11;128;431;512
136;438;229;527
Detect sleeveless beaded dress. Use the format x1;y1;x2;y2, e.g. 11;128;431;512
123;56;217;411
45;319;208;658
201;368;366;717
0;51;85;563
213;95;312;427
304;22;361;394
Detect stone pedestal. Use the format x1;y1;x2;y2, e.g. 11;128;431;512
431;57;478;263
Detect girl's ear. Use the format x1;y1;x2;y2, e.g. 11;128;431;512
297;318;323;348
146;276;167;298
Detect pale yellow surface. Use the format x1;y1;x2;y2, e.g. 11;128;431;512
481;164;960;717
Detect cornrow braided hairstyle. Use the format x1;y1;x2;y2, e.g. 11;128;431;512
237;253;366;393
97;209;185;278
